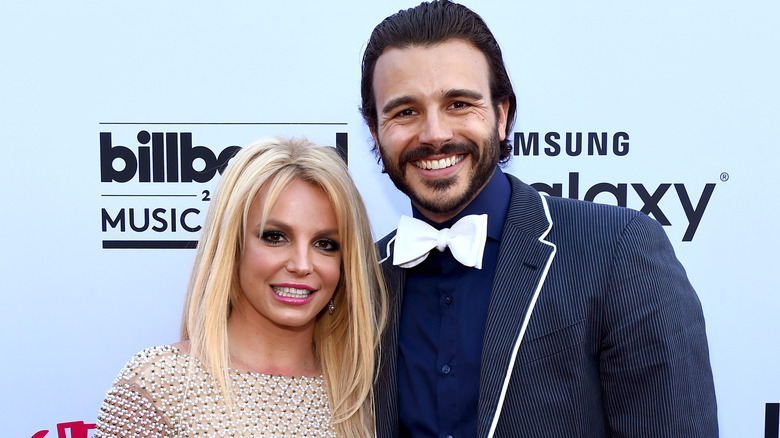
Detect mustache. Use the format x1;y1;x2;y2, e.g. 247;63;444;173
398;142;480;165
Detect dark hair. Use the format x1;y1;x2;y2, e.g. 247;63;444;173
360;0;516;163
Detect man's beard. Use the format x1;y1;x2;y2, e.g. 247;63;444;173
378;130;500;217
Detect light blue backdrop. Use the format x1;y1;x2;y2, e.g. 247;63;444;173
1;1;777;437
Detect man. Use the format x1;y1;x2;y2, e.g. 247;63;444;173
360;1;718;437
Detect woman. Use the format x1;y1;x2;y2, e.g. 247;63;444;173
95;137;386;437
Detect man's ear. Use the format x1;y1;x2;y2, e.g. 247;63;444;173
369;124;380;146
368;124;384;163
496;98;510;141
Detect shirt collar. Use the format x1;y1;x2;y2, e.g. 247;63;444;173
411;167;510;241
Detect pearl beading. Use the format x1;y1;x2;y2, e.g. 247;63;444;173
94;345;336;437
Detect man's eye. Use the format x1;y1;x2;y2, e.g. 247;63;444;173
396;108;415;117
451;101;469;109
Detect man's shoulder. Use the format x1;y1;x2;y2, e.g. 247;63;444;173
506;174;641;229
543;194;641;221
505;174;663;242
540;193;672;254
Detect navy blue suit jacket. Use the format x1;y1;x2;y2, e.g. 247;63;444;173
374;174;718;437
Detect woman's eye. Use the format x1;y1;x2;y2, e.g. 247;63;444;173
315;239;340;252
260;231;287;244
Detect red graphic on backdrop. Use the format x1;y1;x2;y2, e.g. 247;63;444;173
31;421;95;438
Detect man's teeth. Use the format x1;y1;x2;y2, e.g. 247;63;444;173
414;155;464;170
273;286;312;298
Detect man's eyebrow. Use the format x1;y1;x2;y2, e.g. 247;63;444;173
381;89;486;115
382;95;416;115
442;88;484;101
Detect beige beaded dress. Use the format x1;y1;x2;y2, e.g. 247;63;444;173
94;345;336;437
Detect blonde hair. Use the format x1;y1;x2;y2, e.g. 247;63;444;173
180;137;386;437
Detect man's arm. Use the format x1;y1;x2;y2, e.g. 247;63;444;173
599;213;718;437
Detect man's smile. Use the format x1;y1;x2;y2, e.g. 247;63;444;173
412;154;466;171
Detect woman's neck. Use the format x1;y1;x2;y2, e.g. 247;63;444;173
226;311;321;377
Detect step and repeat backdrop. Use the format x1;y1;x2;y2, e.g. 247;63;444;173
1;1;777;437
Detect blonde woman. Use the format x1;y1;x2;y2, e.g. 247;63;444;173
95;137;386;437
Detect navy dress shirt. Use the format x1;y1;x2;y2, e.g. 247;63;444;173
398;169;511;438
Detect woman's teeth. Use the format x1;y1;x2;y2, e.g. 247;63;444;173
272;286;312;298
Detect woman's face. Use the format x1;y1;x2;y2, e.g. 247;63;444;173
234;178;342;333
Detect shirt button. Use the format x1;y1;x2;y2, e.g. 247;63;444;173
441;364;451;375
444;295;453;305
445;435;454;438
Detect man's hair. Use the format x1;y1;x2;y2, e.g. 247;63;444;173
360;0;517;163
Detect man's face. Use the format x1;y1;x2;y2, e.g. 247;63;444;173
370;38;509;223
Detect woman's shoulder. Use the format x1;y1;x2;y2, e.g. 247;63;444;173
112;343;194;386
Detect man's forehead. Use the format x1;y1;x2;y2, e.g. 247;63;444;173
372;39;492;97
377;38;483;59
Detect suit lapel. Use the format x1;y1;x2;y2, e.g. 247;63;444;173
375;235;404;437
477;176;557;438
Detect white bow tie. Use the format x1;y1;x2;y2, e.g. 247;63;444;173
392;214;488;269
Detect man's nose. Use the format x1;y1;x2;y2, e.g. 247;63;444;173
418;111;454;147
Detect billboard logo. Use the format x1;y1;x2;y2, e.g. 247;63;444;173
768;403;779;438
100;131;241;183
98;128;349;249
102;207;202;233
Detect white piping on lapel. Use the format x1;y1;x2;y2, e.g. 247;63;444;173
486;193;557;438
378;236;396;264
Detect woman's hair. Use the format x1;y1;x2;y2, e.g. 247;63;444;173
180;137;386;437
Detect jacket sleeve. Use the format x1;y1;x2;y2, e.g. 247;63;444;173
599;213;718;437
